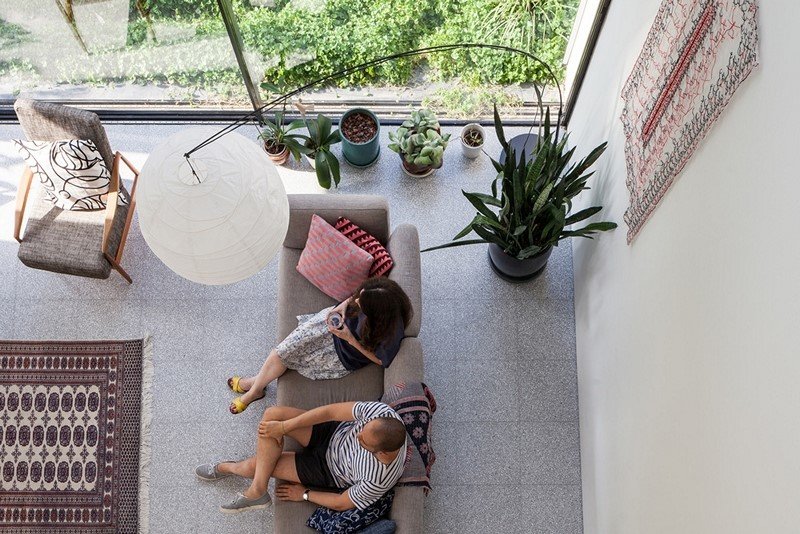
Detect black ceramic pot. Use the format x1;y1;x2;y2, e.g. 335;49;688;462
487;243;553;282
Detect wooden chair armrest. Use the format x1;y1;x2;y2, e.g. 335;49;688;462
102;153;122;254
14;167;34;243
102;151;140;281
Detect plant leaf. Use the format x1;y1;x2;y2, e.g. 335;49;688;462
564;206;602;225
469;192;502;207
314;152;331;189
532;182;553;215
463;191;498;221
420;239;489;253
493;103;507;150
318;114;332;141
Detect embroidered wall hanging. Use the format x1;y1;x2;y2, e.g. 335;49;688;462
620;0;759;243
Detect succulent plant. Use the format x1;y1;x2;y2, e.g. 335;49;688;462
401;108;440;133
388;127;451;168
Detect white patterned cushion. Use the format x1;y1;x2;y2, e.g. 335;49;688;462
13;139;128;211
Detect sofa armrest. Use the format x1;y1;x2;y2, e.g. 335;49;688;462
390;485;425;534
387;224;422;337
385;337;424;390
284;194;390;249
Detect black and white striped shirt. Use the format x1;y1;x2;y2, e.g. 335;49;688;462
326;401;407;510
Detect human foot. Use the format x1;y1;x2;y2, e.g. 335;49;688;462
227;376;253;394
195;462;233;481
219;491;271;514
229;392;265;414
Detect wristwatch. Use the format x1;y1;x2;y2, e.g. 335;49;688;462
302;489;310;502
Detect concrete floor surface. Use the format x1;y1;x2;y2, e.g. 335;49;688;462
0;123;582;533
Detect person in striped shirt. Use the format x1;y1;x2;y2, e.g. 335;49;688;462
196;401;408;513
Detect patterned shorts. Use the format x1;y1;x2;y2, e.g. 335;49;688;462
275;306;350;380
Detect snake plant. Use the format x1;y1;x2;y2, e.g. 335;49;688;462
423;105;617;259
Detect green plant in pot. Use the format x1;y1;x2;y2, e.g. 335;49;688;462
423;105;617;281
402;108;441;133
303;113;342;189
388;109;451;178
257;111;307;166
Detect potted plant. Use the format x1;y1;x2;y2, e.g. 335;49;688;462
388;109;451;178
422;105;617;281
339;108;381;167
303;113;342;189
257;111;308;165
460;123;485;159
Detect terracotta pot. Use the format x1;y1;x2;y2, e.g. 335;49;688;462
400;156;437;178
264;142;290;165
487;243;553;282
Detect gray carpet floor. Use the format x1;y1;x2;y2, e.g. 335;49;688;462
0;123;582;533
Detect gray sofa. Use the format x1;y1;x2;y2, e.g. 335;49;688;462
273;194;425;534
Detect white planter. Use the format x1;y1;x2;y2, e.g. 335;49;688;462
304;154;317;169
460;123;485;159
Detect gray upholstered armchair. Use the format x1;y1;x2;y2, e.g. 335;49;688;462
13;99;138;282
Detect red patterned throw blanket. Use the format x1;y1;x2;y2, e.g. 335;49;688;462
381;381;436;494
0;339;152;533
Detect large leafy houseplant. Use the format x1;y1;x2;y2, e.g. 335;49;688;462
303;114;342;189
424;105;616;260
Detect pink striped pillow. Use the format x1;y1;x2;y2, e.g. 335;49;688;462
297;215;374;301
334;217;394;277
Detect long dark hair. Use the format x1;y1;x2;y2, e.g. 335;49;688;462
346;278;412;351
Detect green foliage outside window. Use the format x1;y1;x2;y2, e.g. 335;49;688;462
128;0;579;89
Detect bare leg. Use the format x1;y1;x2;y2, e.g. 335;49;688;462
243;429;282;499
218;407;311;495
218;456;257;478
239;350;287;404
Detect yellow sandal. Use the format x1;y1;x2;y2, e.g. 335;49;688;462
229;392;265;415
227;376;248;394
229;397;249;414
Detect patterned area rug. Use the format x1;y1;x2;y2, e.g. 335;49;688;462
620;0;759;243
0;338;152;533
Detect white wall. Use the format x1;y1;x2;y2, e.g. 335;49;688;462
567;1;800;532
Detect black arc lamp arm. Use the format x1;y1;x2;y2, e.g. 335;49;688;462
184;43;563;159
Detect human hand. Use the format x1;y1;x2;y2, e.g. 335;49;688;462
328;322;355;344
276;483;306;502
258;420;285;440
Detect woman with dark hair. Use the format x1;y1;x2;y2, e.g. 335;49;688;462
227;277;412;414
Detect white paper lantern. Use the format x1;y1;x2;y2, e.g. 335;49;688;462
137;127;289;285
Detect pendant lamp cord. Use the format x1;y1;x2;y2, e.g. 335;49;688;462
182;43;564;160
184;154;203;184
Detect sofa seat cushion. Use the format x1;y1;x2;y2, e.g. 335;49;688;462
276;366;383;411
18;187;129;279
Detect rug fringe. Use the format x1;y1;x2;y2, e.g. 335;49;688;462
138;334;154;534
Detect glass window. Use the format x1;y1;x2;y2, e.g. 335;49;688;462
1;0;587;119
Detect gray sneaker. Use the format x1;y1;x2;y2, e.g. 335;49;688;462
195;462;232;481
220;492;272;514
